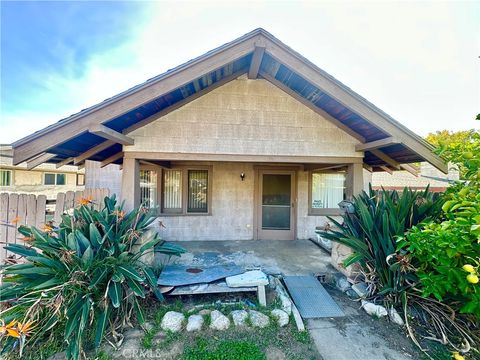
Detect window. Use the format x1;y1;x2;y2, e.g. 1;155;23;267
140;170;158;208
161;167;211;215
76;174;85;186
44;173;66;185
0;170;12;186
309;171;346;215
187;170;208;213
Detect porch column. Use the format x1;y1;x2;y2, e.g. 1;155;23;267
121;157;140;212
331;162;364;278
346;163;364;199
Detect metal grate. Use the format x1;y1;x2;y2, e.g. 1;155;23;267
283;275;344;318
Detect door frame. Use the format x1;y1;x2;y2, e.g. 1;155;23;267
253;167;297;240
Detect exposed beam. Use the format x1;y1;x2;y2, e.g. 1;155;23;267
400;163;419;177
55;157;74;168
77;163;85;170
89;124;134;145
26;153;56;170
355;136;399;152
73;140;116;165
124;70;246;134
101;152;124;168
303;164;347;171
139;160;172;168
379;165;393;175
363;164;373;172
12;34;259;165
124;151;363;164
248;46;265;79
260;72;366;142
369;149;400;170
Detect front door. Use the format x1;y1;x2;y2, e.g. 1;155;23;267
256;169;296;240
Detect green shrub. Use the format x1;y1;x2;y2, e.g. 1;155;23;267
402;129;480;316
0;195;185;359
183;338;265;360
318;186;442;302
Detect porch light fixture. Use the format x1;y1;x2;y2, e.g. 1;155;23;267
240;172;245;181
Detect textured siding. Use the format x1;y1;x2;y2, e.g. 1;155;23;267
85;160;122;197
127;76;361;157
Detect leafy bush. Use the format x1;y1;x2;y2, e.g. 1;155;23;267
318;186;442;302
0;195;185;359
403;128;480;316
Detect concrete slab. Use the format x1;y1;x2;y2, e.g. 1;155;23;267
160;239;333;276
308;322;413;360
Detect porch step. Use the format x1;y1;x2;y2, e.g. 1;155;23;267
283;275;344;318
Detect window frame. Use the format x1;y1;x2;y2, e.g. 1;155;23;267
308;170;346;216
160;165;212;216
76;173;85;186
0;169;12;186
44;172;67;186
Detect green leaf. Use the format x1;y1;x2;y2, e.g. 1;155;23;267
139;237;161;253
126;277;145;298
89;223;103;247
31;277;62;290
89;268;109;289
133;297;145;325
108;281;122;308
82;246;93;267
65;309;81;340
94;304;111;348
118;265;144;282
4;244;38;257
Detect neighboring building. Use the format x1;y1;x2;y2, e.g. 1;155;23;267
0;145;85;199
371;162;458;192
10;29;447;243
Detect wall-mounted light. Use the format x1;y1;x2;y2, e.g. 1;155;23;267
240;172;245;181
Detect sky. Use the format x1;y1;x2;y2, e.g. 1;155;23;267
0;0;479;144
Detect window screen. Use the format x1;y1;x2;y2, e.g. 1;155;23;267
140;170;157;208
56;174;66;185
311;172;346;209
44;173;56;185
0;170;11;186
187;170;208;213
163;170;182;211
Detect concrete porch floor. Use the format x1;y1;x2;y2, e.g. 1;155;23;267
164;239;335;276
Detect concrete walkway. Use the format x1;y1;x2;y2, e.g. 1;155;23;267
161;240;419;360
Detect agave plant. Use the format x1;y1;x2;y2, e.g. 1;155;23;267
0;195;185;359
318;186;443;302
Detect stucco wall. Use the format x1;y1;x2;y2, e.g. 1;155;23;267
126;76;361;158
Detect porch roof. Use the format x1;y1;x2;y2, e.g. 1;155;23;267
12;28;447;173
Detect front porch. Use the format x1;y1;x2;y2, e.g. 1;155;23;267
158;239;334;276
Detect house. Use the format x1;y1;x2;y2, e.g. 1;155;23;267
0;144;85;199
371;161;458;192
11;28;447;244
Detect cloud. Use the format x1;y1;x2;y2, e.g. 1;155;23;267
1;1;478;144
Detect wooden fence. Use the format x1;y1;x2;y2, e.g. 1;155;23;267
0;189;109;263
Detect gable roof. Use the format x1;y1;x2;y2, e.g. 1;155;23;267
12;28;447;173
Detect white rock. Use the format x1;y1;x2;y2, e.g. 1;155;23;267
249;310;270;328
388;307;404;326
209;310;230;330
226;270;269;287
231;310;249;327
278;293;293;315
161;311;185;332
361;300;388;317
198;309;211;316
271;309;289;327
186;314;204;332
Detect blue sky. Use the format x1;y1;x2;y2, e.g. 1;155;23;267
1;1;479;143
